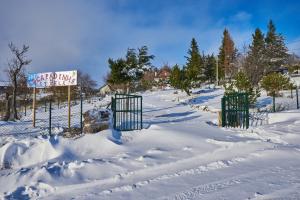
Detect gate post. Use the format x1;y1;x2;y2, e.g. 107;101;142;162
33;87;36;127
296;86;299;109
221;97;226;127
112;96;116;130
80;86;83;134
49;99;52;136
245;93;249;129
140;96;143;129
272;95;276;112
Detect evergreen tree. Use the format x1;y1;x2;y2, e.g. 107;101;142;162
125;48;138;80
261;72;290;112
107;46;154;92
185;38;203;86
265;20;288;72
224;71;260;105
138;46;155;70
107;58;129;86
181;67;192;95
170;64;182;89
170;64;191;96
204;54;216;83
218;29;237;81
245;28;266;86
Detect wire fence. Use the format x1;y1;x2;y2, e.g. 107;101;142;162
249;87;299;127
0;86;109;136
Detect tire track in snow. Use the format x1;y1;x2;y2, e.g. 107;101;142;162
90;155;250;197
45;138;276;200
161;158;300;200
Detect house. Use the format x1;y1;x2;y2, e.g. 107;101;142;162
99;84;113;96
0;82;11;100
154;66;171;83
274;66;289;74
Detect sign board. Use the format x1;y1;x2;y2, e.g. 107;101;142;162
27;70;77;88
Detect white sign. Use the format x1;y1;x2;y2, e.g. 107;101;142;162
27;70;77;88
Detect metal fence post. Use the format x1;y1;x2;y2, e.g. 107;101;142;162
24;100;27;116
273;95;276;112
221;97;225;127
140;96;143;129
45;99;47;112
49;99;52;136
245;93;249;129
296;86;299;109
80;86;83;134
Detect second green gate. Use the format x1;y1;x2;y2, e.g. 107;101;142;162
221;92;249;129
111;94;143;131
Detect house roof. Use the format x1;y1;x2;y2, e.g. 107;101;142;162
0;81;10;87
99;84;111;90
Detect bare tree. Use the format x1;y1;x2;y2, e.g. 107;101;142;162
6;42;31;120
78;70;97;97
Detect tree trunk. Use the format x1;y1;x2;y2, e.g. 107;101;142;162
184;88;191;96
11;76;18;120
3;92;11;121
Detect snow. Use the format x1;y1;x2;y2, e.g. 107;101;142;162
1;87;300;199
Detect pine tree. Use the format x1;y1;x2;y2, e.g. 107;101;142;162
265;20;288;72
107;46;154;92
224;71;260;105
218;29;237;81
170;64;191;96
181;67;192;95
125;48;138;81
138;46;155;71
245;28;266;86
204;54;216;83
185;38;203;86
261;72;290;112
170;64;182;89
107;58;129;86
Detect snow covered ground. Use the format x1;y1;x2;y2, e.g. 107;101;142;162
1;88;300;199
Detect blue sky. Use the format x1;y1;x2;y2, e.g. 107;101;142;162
0;0;300;85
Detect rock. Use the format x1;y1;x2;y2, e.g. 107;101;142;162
63;127;82;138
83;109;110;133
83;122;109;133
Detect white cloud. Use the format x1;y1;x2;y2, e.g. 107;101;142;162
287;38;300;55
231;11;252;22
0;1;259;85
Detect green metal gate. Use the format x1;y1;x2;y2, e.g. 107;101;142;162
221;92;249;129
111;94;143;131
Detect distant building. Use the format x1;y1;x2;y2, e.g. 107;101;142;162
99;84;113;96
0;82;11;99
154;67;171;83
272;66;289;74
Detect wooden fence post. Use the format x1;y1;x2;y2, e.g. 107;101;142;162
33;87;36;127
68;85;71;129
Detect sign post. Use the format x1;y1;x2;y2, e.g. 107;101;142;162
33;87;36;127
27;70;77;88
68;85;71;129
27;70;77;130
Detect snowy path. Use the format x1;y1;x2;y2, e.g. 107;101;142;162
1;89;300;199
44;90;300;199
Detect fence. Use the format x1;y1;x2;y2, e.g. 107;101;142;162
221;92;249;129
0;86;104;136
270;87;299;112
111;94;143;131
